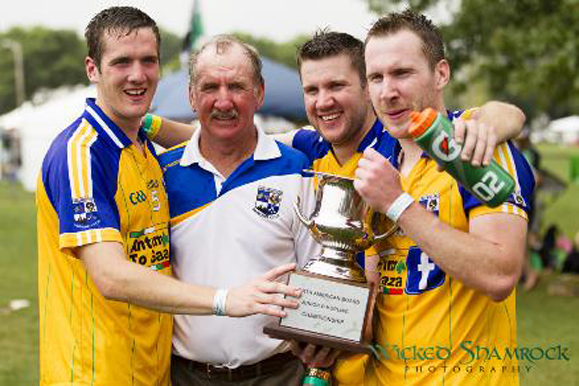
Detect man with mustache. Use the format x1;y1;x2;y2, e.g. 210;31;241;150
353;10;534;385
157;35;320;385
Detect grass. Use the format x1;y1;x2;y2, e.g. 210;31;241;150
1;141;578;385
517;276;579;384
0;182;38;385
537;143;579;238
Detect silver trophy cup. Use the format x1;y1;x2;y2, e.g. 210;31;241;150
295;171;398;283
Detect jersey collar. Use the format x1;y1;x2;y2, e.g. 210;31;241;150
82;98;137;149
357;119;384;153
180;124;281;167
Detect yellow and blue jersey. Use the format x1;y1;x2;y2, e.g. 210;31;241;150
37;98;172;386
366;109;534;385
293;119;397;179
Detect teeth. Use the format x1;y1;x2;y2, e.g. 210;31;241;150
126;89;145;96
321;113;340;121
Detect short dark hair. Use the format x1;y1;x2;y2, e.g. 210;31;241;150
297;30;366;86
366;9;445;69
85;6;161;69
189;35;264;88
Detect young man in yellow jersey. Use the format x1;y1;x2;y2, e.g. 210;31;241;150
37;7;302;385
355;10;534;385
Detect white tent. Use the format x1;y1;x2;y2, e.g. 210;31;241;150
544;115;579;145
0;85;96;191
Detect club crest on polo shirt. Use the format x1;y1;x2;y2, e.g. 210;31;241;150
73;197;99;226
253;186;283;219
419;193;439;214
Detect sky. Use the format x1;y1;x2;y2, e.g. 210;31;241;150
1;0;380;42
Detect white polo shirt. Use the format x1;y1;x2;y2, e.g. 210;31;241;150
158;126;320;368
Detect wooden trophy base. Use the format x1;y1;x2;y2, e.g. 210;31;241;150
263;270;374;355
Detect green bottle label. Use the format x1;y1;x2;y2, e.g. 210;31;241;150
413;112;515;207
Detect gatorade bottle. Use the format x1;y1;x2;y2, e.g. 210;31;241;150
408;108;515;208
302;367;331;386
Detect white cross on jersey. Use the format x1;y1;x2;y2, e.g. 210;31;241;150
417;252;436;290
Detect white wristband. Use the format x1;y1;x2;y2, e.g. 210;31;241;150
386;192;414;223
212;288;229;316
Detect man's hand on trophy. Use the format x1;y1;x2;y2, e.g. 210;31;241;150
354;148;403;214
226;263;302;318
290;341;342;368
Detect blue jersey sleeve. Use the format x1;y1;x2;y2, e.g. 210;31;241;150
42;126;123;248
292;129;331;165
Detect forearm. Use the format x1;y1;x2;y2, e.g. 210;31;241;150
476;101;525;143
396;204;524;301
151;117;196;148
80;243;215;314
98;258;215;314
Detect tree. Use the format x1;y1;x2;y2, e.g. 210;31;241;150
0;27;184;115
362;0;579;119
232;32;310;69
0;27;87;114
159;28;183;72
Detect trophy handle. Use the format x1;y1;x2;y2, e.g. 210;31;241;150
372;225;398;242
366;210;399;242
293;197;315;230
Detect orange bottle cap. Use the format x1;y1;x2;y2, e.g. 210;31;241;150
409;108;438;138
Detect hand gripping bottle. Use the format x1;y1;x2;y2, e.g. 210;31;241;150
302;368;331;386
408;108;515;208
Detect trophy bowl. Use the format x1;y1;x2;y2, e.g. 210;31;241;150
295;171;398;283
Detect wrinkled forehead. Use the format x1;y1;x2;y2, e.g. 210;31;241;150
195;45;255;82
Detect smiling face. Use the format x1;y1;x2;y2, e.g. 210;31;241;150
365;29;449;139
300;54;372;148
190;43;264;143
85;27;159;129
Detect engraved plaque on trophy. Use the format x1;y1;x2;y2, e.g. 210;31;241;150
264;171;397;353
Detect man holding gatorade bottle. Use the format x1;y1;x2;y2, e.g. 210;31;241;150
354;9;534;385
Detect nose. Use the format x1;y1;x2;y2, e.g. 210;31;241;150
316;89;335;111
378;78;398;103
127;62;147;84
213;86;234;110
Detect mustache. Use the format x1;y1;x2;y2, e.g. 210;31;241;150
211;109;238;120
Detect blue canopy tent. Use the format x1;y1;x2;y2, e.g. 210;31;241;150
151;57;307;122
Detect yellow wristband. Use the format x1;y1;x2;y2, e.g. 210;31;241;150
142;114;162;140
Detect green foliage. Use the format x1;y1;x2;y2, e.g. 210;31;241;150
0;26;88;114
232;32;310;69
443;0;578;119
0;26;184;116
159;28;183;72
362;0;579;119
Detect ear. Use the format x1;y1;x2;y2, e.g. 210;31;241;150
255;83;265;108
189;84;197;112
85;56;100;84
434;59;450;90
